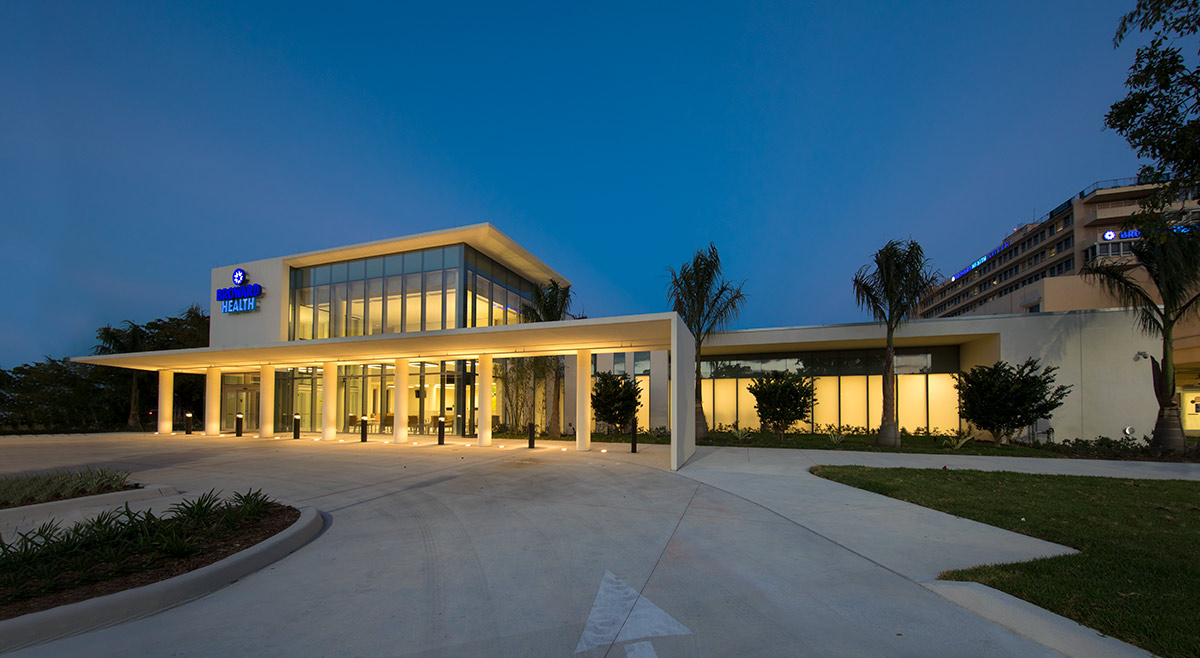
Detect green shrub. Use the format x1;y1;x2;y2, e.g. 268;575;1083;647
0;489;279;604
746;371;815;440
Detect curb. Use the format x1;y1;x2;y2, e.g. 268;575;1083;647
0;485;179;535
0;505;324;655
922;580;1154;658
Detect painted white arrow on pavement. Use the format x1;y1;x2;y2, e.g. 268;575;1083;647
574;570;692;654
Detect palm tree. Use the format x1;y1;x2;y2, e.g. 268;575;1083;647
521;280;574;437
852;240;939;447
93;320;148;431
667;244;747;441
1082;212;1200;453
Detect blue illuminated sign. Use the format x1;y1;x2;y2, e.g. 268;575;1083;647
951;241;1009;282
1102;229;1140;241
216;270;263;313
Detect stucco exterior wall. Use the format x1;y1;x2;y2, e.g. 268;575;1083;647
209;257;289;348
705;310;1159;443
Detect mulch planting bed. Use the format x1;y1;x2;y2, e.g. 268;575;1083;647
0;503;300;621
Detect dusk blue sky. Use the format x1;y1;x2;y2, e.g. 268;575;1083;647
0;1;1146;368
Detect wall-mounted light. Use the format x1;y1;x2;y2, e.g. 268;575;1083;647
1134;351;1151;361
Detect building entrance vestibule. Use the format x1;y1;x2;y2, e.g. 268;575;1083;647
221;373;260;432
327;361;479;437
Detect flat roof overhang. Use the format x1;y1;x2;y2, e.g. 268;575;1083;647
73;313;677;374
700;316;1006;356
281;223;571;288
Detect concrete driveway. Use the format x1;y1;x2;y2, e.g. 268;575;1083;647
6;434;1188;657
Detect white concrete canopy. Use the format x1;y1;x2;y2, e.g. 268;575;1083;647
75;313;699;470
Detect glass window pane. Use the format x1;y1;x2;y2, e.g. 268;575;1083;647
347;259;366;281
367;279;383;335
365;258;383;279
296;268;312;287
405;273;423;333
737;379;758;431
491;282;505;326
425;271;443;331
312;266;330;286
385;254;404;276
332;283;348;337
423;248;444;271
348;280;365;337
296;287;313;340
330;262;348;284
477;256;493;278
474;274;490;327
404;252;422;273
507;290;520;326
385;276;403;333
812;376;839;429
444;245;461;268
928;374;959;435
315;285;330;339
444;269;459;329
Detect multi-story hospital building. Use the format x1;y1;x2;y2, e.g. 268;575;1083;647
77;222;1196;469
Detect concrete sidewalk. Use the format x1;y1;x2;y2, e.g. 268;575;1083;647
4;435;1191;657
679;446;1200;582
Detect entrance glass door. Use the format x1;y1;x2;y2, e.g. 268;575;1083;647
222;387;259;431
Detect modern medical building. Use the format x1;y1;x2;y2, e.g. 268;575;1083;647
76;222;1189;469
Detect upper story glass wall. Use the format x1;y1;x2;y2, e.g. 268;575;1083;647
289;244;536;341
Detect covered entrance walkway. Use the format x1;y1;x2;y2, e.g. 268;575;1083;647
76;313;698;470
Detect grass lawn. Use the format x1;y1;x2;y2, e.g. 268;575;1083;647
810;466;1200;658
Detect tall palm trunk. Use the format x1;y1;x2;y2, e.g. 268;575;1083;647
877;327;900;447
1152;327;1187;453
549;361;562;438
694;353;708;441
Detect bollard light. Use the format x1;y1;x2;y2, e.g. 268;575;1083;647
437;416;446;445
293;412;301;440
528;422;535;449
361;415;368;443
184;412;193;435
235;412;243;438
631;424;638;454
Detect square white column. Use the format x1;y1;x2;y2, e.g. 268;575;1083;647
322;362;337;441
205;367;221;435
670;317;696;471
157;370;173;435
477;355;492;446
259;365;275;438
394;358;409;444
576;348;591;451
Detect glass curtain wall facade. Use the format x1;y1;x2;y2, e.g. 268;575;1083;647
289;244;535;340
700;347;961;435
273;246;531;435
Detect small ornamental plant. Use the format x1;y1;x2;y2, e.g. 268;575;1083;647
954;358;1071;445
591;372;642;434
747;371;815;441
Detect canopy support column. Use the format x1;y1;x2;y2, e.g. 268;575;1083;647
322;362;337;441
205;367;220;435
394;358;409;444
576;349;591;451
259;365;275;438
157;370;173;434
477;355;492;446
